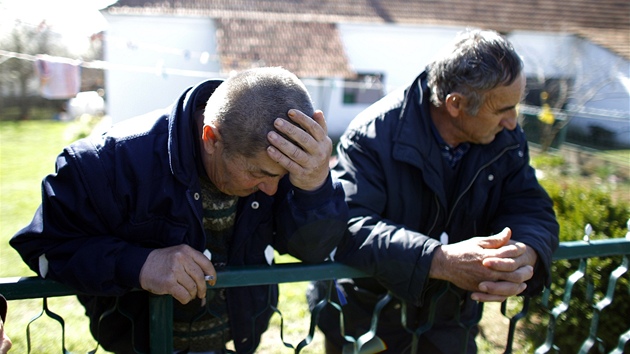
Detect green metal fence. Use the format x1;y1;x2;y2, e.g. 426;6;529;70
1;224;629;353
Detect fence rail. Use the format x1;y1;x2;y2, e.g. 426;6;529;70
1;229;629;353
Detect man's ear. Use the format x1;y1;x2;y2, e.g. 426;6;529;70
202;125;220;153
444;93;464;116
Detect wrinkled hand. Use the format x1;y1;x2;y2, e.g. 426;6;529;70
266;109;332;191
476;231;538;302
430;228;536;302
139;244;216;305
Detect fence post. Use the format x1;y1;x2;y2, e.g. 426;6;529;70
149;294;173;353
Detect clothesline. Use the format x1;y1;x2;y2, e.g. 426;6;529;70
0;49;225;78
0;49;387;90
105;35;219;64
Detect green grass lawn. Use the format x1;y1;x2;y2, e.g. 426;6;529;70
0;120;103;353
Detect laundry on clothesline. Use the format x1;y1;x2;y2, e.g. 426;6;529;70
35;55;81;99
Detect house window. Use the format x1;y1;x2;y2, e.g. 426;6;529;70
343;73;384;105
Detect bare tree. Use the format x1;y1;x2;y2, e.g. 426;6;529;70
516;36;628;153
0;20;70;119
541;56;626;152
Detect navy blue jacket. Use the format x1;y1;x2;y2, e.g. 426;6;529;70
11;79;348;353
318;71;559;351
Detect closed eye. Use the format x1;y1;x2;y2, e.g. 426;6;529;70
250;169;280;179
497;105;517;114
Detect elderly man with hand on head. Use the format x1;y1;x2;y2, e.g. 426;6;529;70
11;67;348;354
308;28;559;354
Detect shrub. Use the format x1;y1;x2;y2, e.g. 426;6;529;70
523;177;630;353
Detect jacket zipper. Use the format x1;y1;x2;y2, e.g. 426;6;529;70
445;144;520;226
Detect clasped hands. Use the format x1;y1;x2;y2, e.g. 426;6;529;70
430;227;538;302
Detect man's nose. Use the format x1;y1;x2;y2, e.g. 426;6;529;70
501;113;518;131
257;180;279;196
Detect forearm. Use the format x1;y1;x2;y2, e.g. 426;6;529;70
335;216;441;304
11;219;152;296
43;238;151;295
280;174;349;262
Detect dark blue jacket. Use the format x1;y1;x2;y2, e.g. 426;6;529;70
11;79;348;353
320;71;559;352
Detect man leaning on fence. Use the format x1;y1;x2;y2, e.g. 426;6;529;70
307;28;560;353
10;67;348;353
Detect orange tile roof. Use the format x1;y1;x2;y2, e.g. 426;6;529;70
216;19;353;78
108;0;630;65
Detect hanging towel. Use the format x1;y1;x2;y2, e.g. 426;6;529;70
35;55;81;99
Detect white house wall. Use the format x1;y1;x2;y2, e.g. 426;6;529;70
570;39;630;112
565;38;629;145
338;23;461;92
102;14;219;123
508;31;629;144
508;32;578;78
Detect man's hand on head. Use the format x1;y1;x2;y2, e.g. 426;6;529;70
266;109;332;191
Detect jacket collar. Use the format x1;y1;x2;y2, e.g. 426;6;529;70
168;79;224;185
392;71;443;172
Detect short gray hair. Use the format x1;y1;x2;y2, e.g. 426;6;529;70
427;29;524;115
204;67;314;158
